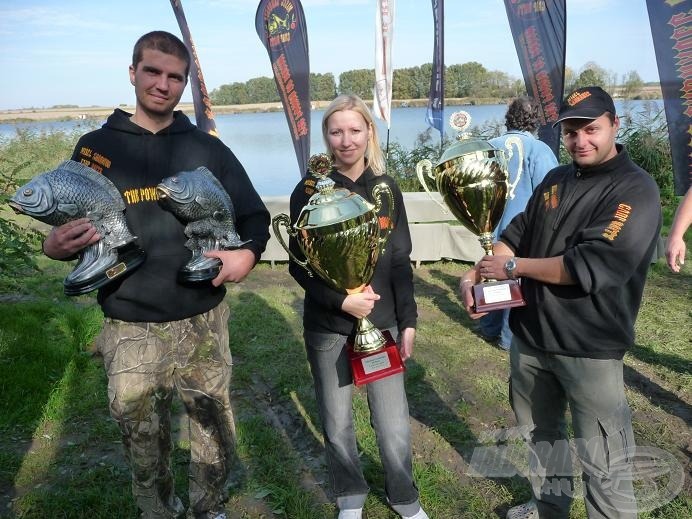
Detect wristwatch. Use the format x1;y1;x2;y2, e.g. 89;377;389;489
504;257;518;279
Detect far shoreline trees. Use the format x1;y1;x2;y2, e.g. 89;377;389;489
210;61;658;105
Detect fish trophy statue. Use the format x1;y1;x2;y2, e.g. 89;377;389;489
272;154;403;386
416;111;526;313
8;160;146;296
156;167;249;283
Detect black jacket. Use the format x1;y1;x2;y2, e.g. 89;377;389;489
71;109;270;322
288;168;417;336
501;145;661;359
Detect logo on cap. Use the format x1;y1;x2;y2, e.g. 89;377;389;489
566;90;592;107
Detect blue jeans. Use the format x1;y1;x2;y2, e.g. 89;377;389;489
303;329;421;516
478;309;512;350
510;336;637;519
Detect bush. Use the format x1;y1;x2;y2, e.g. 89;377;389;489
0;128;86;291
384;128;456;192
618;108;675;204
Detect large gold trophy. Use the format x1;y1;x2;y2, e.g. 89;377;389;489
273;154;404;385
417;111;526;313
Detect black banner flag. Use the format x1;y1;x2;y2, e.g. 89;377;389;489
647;1;691;195
170;0;218;136
426;0;444;138
504;0;566;157
256;0;311;177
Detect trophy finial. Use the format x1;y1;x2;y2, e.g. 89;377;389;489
449;110;472;141
308;153;336;193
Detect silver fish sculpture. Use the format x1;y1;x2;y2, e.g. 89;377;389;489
156;166;249;282
8;159;145;295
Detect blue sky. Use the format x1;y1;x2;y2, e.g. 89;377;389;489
0;0;660;110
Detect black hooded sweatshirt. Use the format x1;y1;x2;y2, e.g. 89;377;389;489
71;109;270;322
288;168;417;336
500;145;661;359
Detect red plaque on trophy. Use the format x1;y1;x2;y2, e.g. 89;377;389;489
472;278;526;313
347;330;405;387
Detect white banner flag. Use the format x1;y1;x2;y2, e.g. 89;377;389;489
374;0;394;128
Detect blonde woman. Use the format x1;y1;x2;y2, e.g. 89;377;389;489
288;94;428;519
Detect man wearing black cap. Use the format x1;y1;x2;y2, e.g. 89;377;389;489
460;86;662;519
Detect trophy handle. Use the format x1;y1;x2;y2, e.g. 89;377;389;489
502;135;524;201
271;213;312;276
371;182;394;253
415;159;449;214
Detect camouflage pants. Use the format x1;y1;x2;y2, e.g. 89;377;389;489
97;303;235;519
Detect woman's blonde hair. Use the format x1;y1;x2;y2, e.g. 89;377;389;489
321;94;386;176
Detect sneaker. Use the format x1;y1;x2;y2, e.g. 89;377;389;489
338;508;363;519
402;508;430;519
506;501;538;519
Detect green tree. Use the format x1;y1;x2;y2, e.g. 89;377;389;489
210;82;249;105
563;66;576;95
445;64;463;98
511;79;526;98
622;70;644;98
417;63;433;99
392;67;416;99
457;61;489;97
485;70;515;98
338;69;374;99
574;68;604;90
573;62;612;90
310;73;337;101
246;76;280;104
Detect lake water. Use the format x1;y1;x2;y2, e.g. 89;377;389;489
0;100;662;196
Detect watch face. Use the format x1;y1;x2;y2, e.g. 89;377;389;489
505;258;516;277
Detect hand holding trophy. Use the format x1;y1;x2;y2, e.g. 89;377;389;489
417;111;526;313
273;154;405;385
156;167;249;283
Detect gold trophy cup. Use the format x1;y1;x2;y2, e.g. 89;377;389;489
273;154;404;385
416;111;526;313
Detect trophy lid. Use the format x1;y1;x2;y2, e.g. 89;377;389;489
296;154;375;229
436;111;502;167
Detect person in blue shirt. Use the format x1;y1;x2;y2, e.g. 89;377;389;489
478;96;558;350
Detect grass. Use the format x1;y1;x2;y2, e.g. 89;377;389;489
0;233;690;518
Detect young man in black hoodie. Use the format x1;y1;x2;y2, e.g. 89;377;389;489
43;31;270;519
460;87;661;519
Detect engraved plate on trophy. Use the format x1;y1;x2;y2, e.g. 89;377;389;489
272;154;405;385
347;330;404;386
416;111;526;313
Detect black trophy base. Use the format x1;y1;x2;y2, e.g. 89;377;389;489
472;279;526;313
64;245;146;296
177;264;222;284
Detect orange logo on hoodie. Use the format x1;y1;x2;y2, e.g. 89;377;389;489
544;184;559;210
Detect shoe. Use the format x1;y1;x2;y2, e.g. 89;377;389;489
338;508;363;519
506;501;538;519
402;508;430;519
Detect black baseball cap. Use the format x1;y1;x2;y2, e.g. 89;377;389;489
552;86;616;127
